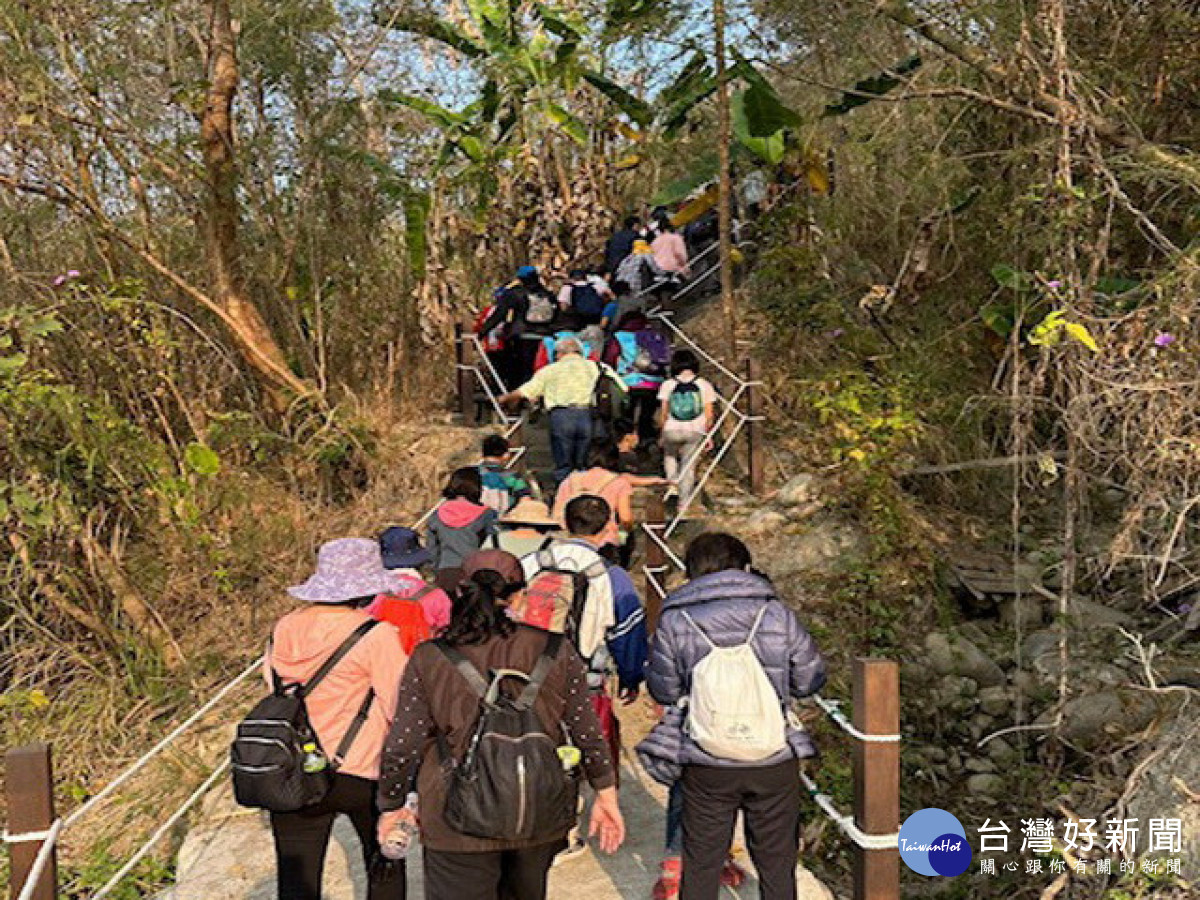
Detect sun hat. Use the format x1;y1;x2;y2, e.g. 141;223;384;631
501;497;559;528
379;526;433;570
461;549;526;590
288;538;400;604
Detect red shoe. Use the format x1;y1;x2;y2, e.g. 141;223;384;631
720;857;748;888
652;856;682;900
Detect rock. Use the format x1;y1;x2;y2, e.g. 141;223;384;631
957;622;991;645
1022;630;1060;662
978;687;1012;717
1043;689;1160;750
1128;705;1200;874
1000;595;1047;630
776;473;820;507
741;509;787;536
985;738;1017;764
1064;598;1134;628
772;519;867;576
925;632;1005;687
967;774;1007;797
965;757;997;774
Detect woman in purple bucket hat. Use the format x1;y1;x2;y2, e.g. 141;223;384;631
266;538;409;900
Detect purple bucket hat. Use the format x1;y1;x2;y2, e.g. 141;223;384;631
288;538;400;604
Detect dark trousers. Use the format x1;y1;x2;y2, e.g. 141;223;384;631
628;388;660;441
512;338;542;389
548;407;593;484
680;761;802;900
270;773;405;900
423;839;566;900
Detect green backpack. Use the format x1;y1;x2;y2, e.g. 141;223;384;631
668;381;704;422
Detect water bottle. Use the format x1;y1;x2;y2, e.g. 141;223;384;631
301;742;328;774
381;794;420;861
557;744;581;773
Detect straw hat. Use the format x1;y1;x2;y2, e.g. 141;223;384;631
501;498;558;527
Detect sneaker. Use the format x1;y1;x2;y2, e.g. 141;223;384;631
552;837;589;867
720;857;748;887
652;856;682;900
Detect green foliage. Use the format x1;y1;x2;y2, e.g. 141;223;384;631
62;849;174;900
184;443;221;476
811;372;924;467
822;55;923;116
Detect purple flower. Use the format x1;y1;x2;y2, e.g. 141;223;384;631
1046;279;1062;290
66;270;81;279
1154;332;1177;348
53;275;67;287
825;328;845;340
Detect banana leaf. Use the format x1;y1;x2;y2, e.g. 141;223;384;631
402;189;431;279
545;103;589;144
823;55;923;116
651;157;719;206
378;91;468;129
740;82;801;138
377;10;487;59
733;89;785;164
582;69;654;126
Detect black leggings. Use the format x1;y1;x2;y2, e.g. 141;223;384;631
270;773;405;900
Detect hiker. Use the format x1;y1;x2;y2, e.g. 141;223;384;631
606;311;672;442
478;434;531;514
532;325;604;371
552;443;664;566
376;550;626;900
266;538;409;900
473;292;508;391
615;240;676;319
642;533;826;900
499;335;624;485
366;527;452;653
481;265;560;389
519;496;648;787
605;215;642;274
658;349;718;508
492;497;562;557
651;219;692;279
558;268;612;329
426;467;499;593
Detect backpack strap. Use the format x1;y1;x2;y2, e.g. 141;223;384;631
331;687;375;769
409;584;437;603
538;536;556;552
518;632;564;706
434;640;492;699
298;619;379;700
744;602;772;644
680;610;717;650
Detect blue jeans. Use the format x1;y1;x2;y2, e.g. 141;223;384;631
665;780;684;854
549;407;593;484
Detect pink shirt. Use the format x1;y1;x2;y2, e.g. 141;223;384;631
265;606;406;780
553;468;633;546
651;232;691;276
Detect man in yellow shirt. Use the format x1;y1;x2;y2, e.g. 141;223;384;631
500;335;620;484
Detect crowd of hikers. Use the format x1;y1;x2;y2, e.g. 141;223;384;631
231;209;826;900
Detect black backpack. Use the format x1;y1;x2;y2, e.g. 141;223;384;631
436;633;580;842
592;362;627;422
231;620;379;812
570;282;606;320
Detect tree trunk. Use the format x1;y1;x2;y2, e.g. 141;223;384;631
201;0;312;399
713;0;737;361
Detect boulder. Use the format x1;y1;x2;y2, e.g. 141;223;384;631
1128;705;1200;874
925;632;1005;687
771;519;867;576
1042;689;1160;750
1064;598;1134;628
776;473;821;507
967;774;1007;797
741;509;787;537
978;686;1012;717
984;738;1018;764
1000;595;1047;630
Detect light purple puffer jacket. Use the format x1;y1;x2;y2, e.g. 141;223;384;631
639;570;826;784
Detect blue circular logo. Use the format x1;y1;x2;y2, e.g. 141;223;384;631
898;808;972;876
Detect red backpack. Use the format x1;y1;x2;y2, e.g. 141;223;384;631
474;304;505;352
369;586;435;655
513;549;606;641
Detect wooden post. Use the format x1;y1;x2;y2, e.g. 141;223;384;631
745;357;765;496
852;659;900;900
643;494;667;632
7;743;57;900
453;324;476;425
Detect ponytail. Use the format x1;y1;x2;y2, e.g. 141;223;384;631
440;569;518;646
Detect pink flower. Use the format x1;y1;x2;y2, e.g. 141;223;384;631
1046;280;1062;290
1153;333;1177;348
66;270;81;279
53;275;67;287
